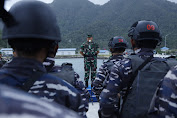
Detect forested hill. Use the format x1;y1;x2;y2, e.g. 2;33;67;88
50;0;177;50
0;0;177;50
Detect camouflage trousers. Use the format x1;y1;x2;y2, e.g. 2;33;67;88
84;57;97;82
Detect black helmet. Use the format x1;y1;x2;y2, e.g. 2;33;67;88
2;0;61;42
108;36;128;49
128;20;162;43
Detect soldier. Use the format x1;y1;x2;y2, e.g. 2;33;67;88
80;35;99;87
0;84;81;118
92;36;128;98
99;20;177;118
0;52;4;68
0;0;84;117
149;65;177;118
43;41;90;116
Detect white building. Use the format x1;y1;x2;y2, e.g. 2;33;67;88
56;48;76;56
154;53;171;58
98;50;110;55
1;48;13;55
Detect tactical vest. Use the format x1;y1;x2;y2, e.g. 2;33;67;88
50;63;75;85
121;55;177;118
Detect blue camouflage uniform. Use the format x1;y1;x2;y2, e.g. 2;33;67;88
149;65;177;118
0;57;85;117
0;84;81;118
92;55;124;97
43;57;90;116
99;48;160;117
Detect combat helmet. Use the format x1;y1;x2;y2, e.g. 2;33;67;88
128;20;162;43
108;36;128;49
2;0;61;42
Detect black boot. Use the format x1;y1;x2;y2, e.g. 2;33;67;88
85;81;88;88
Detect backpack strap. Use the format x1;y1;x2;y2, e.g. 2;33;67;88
128;55;144;73
120;55;153;116
21;71;44;92
131;56;153;83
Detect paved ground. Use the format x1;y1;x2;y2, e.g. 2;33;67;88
86;102;99;118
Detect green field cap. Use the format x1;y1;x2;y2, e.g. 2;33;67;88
87;35;92;38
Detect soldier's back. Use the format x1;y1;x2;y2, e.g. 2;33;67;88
0;84;81;118
149;65;177;118
0;57;83;116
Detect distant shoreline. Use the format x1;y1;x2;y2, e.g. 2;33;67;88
54;54;176;59
55;55;110;59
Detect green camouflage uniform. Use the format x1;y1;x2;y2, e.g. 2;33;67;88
80;41;99;82
0;52;6;68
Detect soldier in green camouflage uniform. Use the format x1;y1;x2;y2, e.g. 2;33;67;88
80;35;99;87
0;52;6;68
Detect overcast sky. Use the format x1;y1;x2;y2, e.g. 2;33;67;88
4;0;177;10
88;0;177;5
88;0;110;5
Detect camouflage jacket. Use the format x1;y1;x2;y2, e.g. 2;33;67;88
149;65;177;118
0;57;84;117
92;55;124;96
43;57;90;116
0;84;81;118
80;41;99;57
100;48;159;116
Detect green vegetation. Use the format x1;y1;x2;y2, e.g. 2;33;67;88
50;0;177;50
0;0;177;52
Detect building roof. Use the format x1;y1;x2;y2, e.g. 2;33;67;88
1;48;13;51
99;50;109;53
57;48;76;51
161;47;169;51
